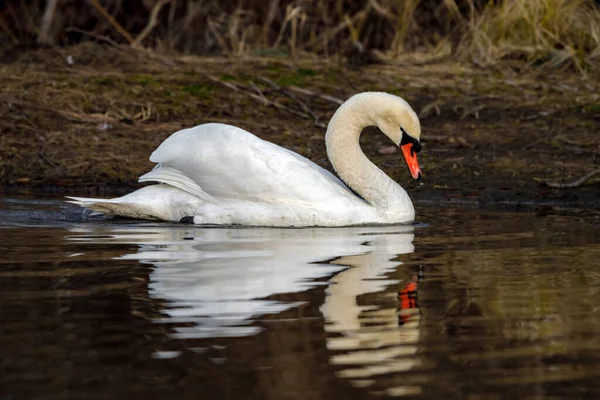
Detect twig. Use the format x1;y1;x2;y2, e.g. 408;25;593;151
248;81;269;105
67;27;178;68
89;0;135;44
303;8;369;52
287;86;344;105
422;134;449;142
6;1;36;36
66;27;121;47
257;77;325;127
37;135;58;168
543;168;600;189
206;76;310;119
564;146;600;157
452;104;485;120
285;90;323;127
524;127;556;150
369;0;396;20
131;0;171;48
554;134;599;148
552;135;600;156
420;101;442;118
521;110;556;121
0;14;19;44
207;20;229;54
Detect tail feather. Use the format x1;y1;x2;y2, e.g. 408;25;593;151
65;184;205;221
65;196;160;219
66;166;211;221
139;165;214;203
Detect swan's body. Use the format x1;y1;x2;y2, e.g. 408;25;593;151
67;92;423;227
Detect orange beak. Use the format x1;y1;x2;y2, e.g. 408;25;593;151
401;143;422;180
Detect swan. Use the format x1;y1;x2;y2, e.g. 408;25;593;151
66;91;422;227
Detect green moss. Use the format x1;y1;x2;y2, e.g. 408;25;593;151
297;68;316;76
272;68;318;87
132;74;157;86
584;103;600;113
274;76;299;86
255;49;290;57
92;77;116;87
182;83;214;99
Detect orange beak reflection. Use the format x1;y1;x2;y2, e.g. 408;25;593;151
401;143;422;180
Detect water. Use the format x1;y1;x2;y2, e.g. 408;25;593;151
1;198;600;399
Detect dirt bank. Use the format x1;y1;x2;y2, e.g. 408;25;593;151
1;44;598;210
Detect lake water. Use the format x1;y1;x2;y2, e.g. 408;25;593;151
1;197;600;399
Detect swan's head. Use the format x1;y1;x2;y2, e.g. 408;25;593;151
368;92;422;181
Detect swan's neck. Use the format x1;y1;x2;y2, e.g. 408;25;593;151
325;100;411;213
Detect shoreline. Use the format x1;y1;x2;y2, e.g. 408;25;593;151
1;44;598;211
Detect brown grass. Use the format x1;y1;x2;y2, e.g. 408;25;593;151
459;0;600;73
1;1;599;73
0;42;598;198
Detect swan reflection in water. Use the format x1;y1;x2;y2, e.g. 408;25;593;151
68;222;421;395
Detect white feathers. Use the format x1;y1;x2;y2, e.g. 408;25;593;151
139;165;215;203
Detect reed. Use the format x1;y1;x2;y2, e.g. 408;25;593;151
459;0;600;72
0;0;598;72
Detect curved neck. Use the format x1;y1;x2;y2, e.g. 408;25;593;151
325;99;410;212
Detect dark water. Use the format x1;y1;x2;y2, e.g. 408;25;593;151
1;198;600;399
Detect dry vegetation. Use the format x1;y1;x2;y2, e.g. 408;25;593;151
0;42;598;204
1;0;600;72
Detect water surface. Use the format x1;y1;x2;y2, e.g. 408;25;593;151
1;198;600;399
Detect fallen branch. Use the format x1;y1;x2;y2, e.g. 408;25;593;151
524;128;556;150
248;81;269;105
420;100;441;118
554;134;597;147
285;90;323;127
543;168;600;189
564;146;600;157
206;75;310;120
553;135;600;156
287;86;344;105
421;134;449;142
258;77;325;128
37;135;58;168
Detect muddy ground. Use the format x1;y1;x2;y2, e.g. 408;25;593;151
1;43;598;213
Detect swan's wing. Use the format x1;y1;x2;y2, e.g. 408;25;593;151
146;123;358;205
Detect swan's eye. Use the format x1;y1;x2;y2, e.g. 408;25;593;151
400;127;421;153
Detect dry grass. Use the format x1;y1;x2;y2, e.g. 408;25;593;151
0;42;598;195
459;0;600;73
1;1;598;73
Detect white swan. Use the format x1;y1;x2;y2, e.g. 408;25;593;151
66;92;422;227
